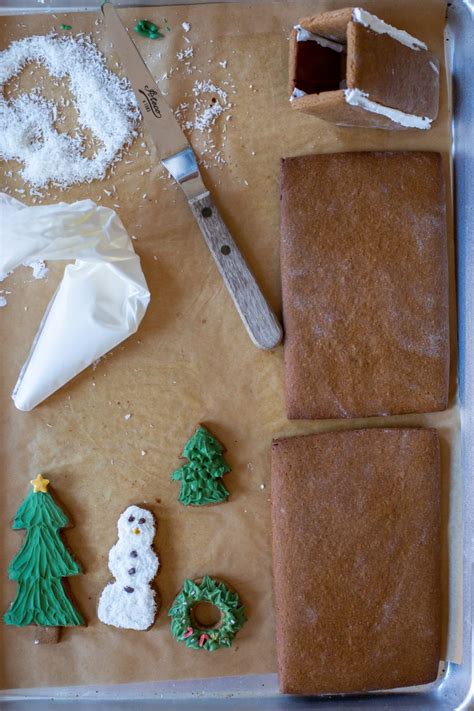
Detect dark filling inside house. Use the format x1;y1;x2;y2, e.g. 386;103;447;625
294;39;347;95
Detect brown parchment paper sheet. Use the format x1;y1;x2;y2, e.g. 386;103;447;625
0;0;461;690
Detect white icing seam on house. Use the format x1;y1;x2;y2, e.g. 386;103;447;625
344;88;431;129
429;61;440;74
294;25;345;52
352;8;427;51
290;87;307;101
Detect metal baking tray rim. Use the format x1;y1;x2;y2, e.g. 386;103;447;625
0;0;472;708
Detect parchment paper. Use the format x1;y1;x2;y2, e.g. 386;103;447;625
0;0;461;690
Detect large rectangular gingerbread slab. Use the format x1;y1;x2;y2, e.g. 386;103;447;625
280;151;449;419
271;427;441;695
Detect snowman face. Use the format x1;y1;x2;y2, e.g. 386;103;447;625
117;506;155;547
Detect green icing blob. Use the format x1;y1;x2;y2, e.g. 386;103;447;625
4;489;84;627
169;576;247;651
171;426;231;506
134;20;164;39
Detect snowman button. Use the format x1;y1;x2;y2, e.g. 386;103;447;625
124;586;134;593
128;568;136;575
130;550;138;558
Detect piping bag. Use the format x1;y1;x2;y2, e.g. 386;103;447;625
0;193;150;411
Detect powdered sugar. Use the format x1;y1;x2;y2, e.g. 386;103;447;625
0;33;140;191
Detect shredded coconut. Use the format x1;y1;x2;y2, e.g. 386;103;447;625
177;46;194;62
163;45;236;169
192;79;230;132
0;33;140;191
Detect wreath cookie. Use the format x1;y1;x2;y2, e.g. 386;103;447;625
169;576;246;651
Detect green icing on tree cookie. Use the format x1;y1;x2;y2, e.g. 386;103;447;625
4;475;84;628
169;575;247;651
171;426;231;506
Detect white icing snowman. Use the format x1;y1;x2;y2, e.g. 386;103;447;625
98;505;159;630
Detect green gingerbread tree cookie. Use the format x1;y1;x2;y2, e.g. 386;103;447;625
4;474;84;637
171;426;231;506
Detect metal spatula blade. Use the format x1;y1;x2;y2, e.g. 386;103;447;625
102;2;282;349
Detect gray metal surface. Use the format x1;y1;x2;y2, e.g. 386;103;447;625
0;0;473;708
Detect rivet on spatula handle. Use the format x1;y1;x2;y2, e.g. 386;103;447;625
188;193;282;349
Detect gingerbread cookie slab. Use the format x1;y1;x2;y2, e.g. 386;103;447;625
280;151;449;420
289;7;439;129
271;428;441;694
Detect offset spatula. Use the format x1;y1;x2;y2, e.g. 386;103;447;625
102;2;282;349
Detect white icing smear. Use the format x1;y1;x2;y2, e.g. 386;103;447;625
352;8;427;51
430;61;440;74
294;25;344;52
28;260;49;280
344;88;431;129
290;87;307;101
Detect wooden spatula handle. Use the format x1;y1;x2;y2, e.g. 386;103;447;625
188;192;282;349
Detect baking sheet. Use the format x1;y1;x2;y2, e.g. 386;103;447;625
0;0;460;690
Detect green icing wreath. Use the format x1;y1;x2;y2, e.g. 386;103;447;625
169;576;247;651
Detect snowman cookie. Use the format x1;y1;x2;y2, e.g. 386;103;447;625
98;505;159;630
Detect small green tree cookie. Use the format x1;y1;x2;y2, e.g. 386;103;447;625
171;426;231;506
4;474;84;639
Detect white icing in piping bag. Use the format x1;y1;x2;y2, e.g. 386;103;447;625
0;194;150;411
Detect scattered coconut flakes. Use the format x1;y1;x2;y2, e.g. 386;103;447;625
124;413;132;420
193;79;230;133
219;60;227;69
182;21;191;32
0;33;140;192
177;46;193;62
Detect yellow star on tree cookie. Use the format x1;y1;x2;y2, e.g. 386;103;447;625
30;474;49;493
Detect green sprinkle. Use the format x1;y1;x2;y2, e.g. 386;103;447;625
134;19;164;39
60;24;72;31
